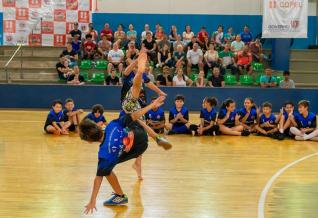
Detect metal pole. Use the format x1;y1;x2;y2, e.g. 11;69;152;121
20;47;23;79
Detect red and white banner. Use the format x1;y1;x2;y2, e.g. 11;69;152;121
262;0;308;38
2;0;92;46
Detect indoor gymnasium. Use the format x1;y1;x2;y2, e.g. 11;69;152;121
0;0;318;218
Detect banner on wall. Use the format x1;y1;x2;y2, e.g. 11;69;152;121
262;0;308;38
2;0;92;46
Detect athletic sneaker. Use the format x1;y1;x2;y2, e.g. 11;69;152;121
241;129;250;136
103;193;128;206
156;136;172;150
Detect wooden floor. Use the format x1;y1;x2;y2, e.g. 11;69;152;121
0;110;318;218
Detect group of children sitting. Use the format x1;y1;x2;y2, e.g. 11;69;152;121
44;96;318;142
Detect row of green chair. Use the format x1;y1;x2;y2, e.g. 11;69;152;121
79;72;105;83
80;60;108;70
224;74;284;86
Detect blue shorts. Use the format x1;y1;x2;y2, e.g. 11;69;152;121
172;124;190;134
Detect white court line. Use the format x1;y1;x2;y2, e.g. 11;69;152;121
258;152;318;218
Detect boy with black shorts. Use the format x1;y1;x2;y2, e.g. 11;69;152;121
63;98;84;132
81;96;166;213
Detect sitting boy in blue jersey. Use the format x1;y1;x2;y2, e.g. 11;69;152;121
278;101;296;137
255;102;282;139
85;104;107;127
238;97;258;133
166;95;191;134
44;100;71;135
63;98;84;132
189;97;219;136
218;99;250;136
289;100;318;141
81;96;166;213
146;97;166;134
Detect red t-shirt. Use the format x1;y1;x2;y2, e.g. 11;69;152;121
237;51;252;65
101;29;113;41
198;31;209;43
84;41;96;52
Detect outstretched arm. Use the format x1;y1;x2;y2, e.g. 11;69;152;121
84;176;103;214
145;82;167;96
131;96;165;121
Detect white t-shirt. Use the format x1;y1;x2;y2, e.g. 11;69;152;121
204;50;219;62
108;49;124;63
182;31;194;41
173;75;189;87
187;49;203;65
231;40;245;52
141;31;153;41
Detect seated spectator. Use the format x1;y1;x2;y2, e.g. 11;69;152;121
83;34;96;60
280;71;295;89
207;67;225;87
157;34;170;51
62;42;78;66
187;36;198;50
125;41;139;66
141;24;153;42
249;39;264;62
240;25;253;44
201;37;210;53
260;68;277;88
195;71;205;87
182;25;194;44
173;35;185;51
157;44;173;68
173;68;193;87
231;35;245;53
100;23;113;42
126;24;137;43
212;25;224;49
166;95;191;135
107;42;124;75
142;32;157;63
144;63;155;83
224;27;235;44
114;24;126;47
187;43;204;75
71;34;81;55
204;43;220;77
155;27;165;42
145;97;166;134
255;102;280;139
97;35;112;59
85;104;107;127
197;26;209;48
237;45;253;74
67;66;85;85
169;25;178;42
173;44;186;68
56;55;72;80
69;22;82;40
105;68;120;85
156;66;173;86
219;43;238;75
87;23;98;42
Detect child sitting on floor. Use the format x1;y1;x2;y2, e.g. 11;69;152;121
85;104;108;127
145;97;166;134
63;98;84;132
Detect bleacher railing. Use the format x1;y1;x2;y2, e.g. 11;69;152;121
4;45;23;83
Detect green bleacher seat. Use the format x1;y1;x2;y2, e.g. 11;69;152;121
189;73;198;82
255;73;263;85
95;60;108;70
240;75;254;86
80;60;92;69
252;62;264;72
275;75;284;85
224;74;237;85
80;72;89;82
225;69;232;75
91;72;105;84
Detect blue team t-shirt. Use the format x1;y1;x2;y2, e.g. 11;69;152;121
240;31;253;44
239;107;257;126
44;109;66;127
259;113;277;131
86;112;107;123
294;112;316;129
200;108;217;126
146;108;165;123
218;108;237;127
169;106;189;127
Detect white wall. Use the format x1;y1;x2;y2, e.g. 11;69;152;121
95;0;316;16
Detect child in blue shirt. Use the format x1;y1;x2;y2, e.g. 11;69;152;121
85;104;107;127
44;100;71;135
278;101;297;137
218;99;250;136
63;98;84;132
146;97;166;134
290;100;318;141
166;95;191;134
238;97;258;133
190;97;219;136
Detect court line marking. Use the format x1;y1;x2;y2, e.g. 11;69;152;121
258;152;318;218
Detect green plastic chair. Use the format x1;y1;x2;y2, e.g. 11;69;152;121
224;74;237;85
255;73;263;85
91;72;105;84
275;75;284;85
80;60;92;69
95;60;108;70
240;75;254;86
225;69;232;75
252;62;264;71
189;73;198;82
80;72;89;82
